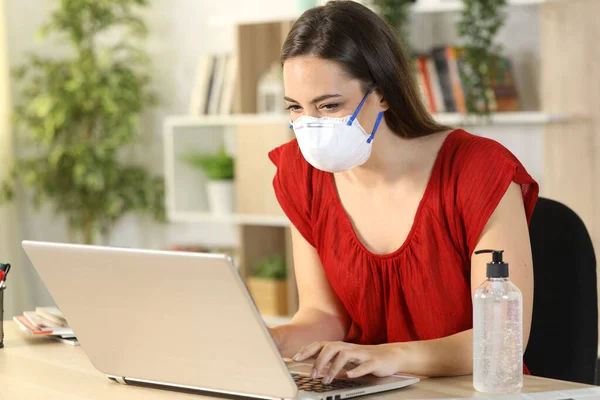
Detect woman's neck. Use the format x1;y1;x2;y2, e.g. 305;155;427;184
344;126;430;184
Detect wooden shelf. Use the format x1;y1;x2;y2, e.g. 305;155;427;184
166;112;570;129
169;211;290;227
209;0;565;26
434;112;571;126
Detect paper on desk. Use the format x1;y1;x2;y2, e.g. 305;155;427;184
420;387;600;400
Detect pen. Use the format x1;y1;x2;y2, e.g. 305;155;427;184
0;263;11;289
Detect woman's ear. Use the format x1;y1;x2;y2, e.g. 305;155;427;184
374;88;389;111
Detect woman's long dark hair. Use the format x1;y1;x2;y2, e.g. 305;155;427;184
281;0;449;138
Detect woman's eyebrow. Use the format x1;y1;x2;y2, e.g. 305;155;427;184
284;94;342;104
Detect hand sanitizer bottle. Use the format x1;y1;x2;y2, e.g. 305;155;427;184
473;249;523;393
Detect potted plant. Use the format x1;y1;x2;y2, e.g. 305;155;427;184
247;254;288;316
0;0;165;245
181;147;235;215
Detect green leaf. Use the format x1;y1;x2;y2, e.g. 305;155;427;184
369;0;413;52
457;0;508;117
254;255;287;280
180;147;234;181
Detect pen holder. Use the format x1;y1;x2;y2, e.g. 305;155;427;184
0;285;4;348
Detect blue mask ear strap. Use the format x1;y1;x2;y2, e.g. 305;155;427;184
348;88;374;126
367;111;384;144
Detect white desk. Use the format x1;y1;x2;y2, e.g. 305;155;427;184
0;321;594;400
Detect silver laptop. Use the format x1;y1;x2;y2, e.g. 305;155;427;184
21;240;419;400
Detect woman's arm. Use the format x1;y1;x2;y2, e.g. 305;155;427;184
270;226;351;358
400;182;534;377
295;182;534;380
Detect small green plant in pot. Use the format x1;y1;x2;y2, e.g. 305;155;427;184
247;255;288;316
181;147;234;215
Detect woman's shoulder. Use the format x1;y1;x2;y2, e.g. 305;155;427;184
268;139;318;246
269;138;303;167
443;128;520;165
434;129;538;253
269;137;313;192
435;128;534;186
437;128;537;191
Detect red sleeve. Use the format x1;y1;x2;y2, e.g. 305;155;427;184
268;140;315;247
455;135;539;256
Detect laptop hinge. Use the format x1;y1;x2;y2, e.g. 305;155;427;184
115;376;127;384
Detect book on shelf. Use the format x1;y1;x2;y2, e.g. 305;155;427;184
445;47;467;114
188;52;238;116
487;57;521;112
188;54;214;116
415;46;521;115
430;47;457;112
207;54;228;115
219;54;238;115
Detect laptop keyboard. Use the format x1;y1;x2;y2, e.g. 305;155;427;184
292;372;363;393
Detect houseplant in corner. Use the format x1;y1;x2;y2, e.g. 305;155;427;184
247;254;288;317
457;0;508;118
0;0;165;245
181;147;235;215
370;0;414;52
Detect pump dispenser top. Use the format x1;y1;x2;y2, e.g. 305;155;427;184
474;249;508;278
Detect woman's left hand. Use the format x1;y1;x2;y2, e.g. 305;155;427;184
292;341;403;384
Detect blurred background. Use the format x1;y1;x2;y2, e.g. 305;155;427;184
0;0;598;339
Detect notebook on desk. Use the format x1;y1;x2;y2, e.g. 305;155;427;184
21;240;419;400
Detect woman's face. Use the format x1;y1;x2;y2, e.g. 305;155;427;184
282;55;386;131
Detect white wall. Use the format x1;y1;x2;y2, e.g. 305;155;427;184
3;0;290;315
4;0;545;316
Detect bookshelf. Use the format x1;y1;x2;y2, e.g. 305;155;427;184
168;211;289;227
164;0;600;319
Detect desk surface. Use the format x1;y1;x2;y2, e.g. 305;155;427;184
0;321;593;400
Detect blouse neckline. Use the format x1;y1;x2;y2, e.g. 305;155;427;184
325;129;462;260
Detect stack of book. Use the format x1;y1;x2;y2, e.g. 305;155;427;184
13;306;79;346
414;46;521;114
188;52;238;116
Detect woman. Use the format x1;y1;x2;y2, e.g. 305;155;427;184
268;0;537;383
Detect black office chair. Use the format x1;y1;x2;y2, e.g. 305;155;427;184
524;197;598;384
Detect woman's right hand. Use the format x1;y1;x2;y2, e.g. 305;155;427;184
262;227;350;359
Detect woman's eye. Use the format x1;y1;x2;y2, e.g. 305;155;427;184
321;103;340;111
286;104;301;112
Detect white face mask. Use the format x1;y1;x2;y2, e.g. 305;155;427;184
290;90;385;173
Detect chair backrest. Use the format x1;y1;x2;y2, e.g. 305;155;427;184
524;197;598;384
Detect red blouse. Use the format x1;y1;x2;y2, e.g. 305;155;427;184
269;129;538;353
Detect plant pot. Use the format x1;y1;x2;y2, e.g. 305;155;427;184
206;180;234;215
246;277;288;316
